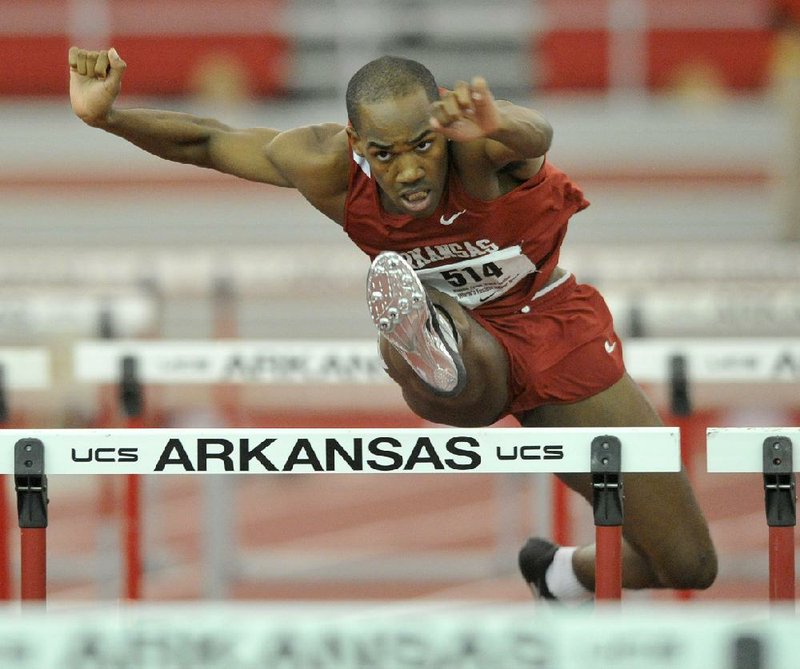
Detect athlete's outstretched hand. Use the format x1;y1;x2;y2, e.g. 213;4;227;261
69;46;127;126
429;77;502;142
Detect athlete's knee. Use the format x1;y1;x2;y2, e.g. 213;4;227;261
654;540;718;590
404;392;505;427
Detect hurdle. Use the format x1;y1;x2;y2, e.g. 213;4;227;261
0;426;680;602
72;339;641;598
623;338;800;386
513;337;800;596
707;427;798;604
625;337;800;601
73;339;390;386
0;347;51;601
0;600;799;668
72;337;800;600
73;338;393;599
0;598;796;667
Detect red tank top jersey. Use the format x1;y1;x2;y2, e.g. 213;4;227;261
343;151;589;316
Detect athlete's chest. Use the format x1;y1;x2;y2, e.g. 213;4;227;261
384;194;528;245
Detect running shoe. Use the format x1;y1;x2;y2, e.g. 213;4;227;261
367;251;466;396
518;537;559;600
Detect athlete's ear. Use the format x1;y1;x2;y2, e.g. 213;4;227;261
345;125;363;156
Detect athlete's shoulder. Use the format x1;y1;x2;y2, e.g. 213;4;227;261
302;122;349;150
266;123;350;187
270;123;348;161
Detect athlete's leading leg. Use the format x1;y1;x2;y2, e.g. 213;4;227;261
368;251;511;427
518;373;717;598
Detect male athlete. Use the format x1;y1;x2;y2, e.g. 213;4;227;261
69;47;717;602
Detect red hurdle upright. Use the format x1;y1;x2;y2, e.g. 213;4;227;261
591;435;624;601
14;438;47;602
763;436;796;603
707;428;797;606
119;355;145;601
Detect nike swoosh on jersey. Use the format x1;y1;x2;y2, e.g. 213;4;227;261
439;210;466;225
604;340;617;353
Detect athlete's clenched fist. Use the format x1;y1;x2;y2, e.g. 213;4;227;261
69;46;127;126
429;77;502;143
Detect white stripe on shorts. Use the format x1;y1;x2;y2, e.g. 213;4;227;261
532;270;572;301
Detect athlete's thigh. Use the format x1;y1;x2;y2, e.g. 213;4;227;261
519;371;662;431
519;370;665;504
520;373;713;563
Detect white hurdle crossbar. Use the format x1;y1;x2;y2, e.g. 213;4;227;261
0;347;51;391
707;427;798;603
623;338;800;384
3;427;680;603
73;340;389;385
0;427;680;476
707;428;800;473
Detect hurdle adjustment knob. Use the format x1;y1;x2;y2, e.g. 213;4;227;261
14;439;48;529
763;436;796;528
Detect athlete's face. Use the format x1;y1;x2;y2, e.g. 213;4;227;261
349;87;448;219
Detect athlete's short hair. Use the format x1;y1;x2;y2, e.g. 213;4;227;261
346;56;440;130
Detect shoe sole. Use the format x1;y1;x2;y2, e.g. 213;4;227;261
367;251;465;396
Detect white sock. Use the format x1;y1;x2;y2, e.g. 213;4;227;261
376;337;389;372
544;547;593;602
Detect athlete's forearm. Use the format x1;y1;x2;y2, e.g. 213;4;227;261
95;107;229;166
487;102;553;159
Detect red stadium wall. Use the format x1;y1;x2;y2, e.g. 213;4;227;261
537;0;775;92
105;35;289;97
0;34;289;97
646;29;773;90
0;35;72;95
539;31;612;90
538;28;773;92
0;0;778;96
0;0;290;97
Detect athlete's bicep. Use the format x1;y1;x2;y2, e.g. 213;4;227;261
206;127;292;186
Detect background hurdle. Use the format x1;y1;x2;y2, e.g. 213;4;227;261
0;426;680;603
707;427;799;604
624;336;800;474
0;601;798;669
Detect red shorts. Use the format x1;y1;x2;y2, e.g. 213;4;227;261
470;274;625;419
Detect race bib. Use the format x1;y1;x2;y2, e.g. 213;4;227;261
416;246;537;308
